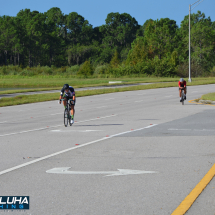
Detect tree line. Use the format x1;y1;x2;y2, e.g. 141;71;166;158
0;8;215;77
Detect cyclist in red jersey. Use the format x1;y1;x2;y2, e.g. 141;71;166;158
178;78;187;102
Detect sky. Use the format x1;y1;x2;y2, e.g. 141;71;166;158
0;0;214;28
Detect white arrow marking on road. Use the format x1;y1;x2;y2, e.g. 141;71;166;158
46;167;158;177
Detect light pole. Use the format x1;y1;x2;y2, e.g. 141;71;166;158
188;0;205;82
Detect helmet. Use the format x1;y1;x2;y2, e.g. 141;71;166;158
63;84;69;90
180;78;184;82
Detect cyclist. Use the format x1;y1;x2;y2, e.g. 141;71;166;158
178;78;187;102
59;84;75;124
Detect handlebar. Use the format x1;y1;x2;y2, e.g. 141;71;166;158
59;99;75;104
59;99;74;101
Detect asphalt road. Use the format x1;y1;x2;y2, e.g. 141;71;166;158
0;84;215;215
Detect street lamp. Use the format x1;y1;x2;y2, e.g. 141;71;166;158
188;0;205;82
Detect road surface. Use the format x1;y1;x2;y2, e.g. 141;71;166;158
0;84;214;215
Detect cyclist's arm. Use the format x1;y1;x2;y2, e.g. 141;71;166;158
178;81;184;89
59;88;64;102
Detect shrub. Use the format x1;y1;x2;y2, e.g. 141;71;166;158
66;65;80;75
77;61;94;77
94;64;108;75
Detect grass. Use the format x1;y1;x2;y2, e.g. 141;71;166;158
201;92;215;101
1;76;215;95
0;76;178;88
0;82;178;107
1;77;215;107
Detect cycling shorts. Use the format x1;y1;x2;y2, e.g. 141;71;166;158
63;95;75;105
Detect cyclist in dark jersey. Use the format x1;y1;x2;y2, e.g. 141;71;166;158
59;84;75;124
178;78;187;102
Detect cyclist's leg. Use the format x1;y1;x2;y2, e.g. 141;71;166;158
184;87;187;99
63;95;68;108
179;88;182;97
70;105;74;117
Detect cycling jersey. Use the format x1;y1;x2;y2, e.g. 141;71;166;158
60;86;75;97
178;81;186;88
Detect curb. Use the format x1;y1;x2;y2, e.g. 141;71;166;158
189;99;215;106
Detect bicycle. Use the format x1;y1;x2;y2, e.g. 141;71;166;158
181;89;185;105
60;99;74;127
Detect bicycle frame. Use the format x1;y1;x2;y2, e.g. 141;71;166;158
181;89;185;105
60;99;74;127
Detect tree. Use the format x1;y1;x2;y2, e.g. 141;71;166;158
110;50;120;68
100;12;140;49
178;11;215;76
0;16;17;65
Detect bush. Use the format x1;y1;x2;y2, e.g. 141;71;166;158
77;61;94;77
94;64;108;75
66;65;80;75
210;66;215;77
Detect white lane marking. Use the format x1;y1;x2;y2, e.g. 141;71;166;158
165;95;173;97
169;128;195;131
75;114;117;123
0;128;48;137
105;98;114;100
109;124;157;138
46;167;158;177
51;130;103;132
50;113;62;116
0;114;117;137
96;106;107;109
0;124;158;176
0;121;7;124
169;128;215;131
135;100;143;103
18;109;32;112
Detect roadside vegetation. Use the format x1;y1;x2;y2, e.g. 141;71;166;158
1;79;215;107
0;9;215;78
1;8;215;106
201;93;215;101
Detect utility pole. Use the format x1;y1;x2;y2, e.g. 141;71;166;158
188;0;205;82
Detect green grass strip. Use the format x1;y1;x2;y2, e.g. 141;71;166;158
201;92;215;101
1;81;215;107
0;82;177;107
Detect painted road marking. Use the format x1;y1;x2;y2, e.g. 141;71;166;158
168;129;190;131
46;167;158;177
0;124;157;176
169;128;215;131
0;127;49;137
96;106;107;109
172;164;215;215
50;113;62;116
0;121;7;124
135;100;143;103
0;114;117;137
189;99;215;106
51;130;103;133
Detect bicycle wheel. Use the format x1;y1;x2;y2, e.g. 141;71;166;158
182;91;184;105
64;108;69;127
68;107;72;126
